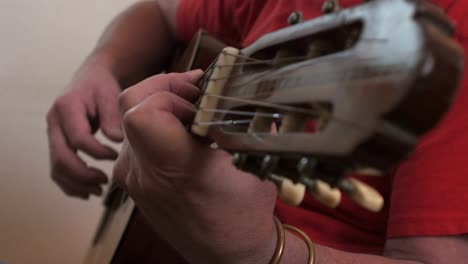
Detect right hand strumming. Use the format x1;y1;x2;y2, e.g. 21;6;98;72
46;59;124;199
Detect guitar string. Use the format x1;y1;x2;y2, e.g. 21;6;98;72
196;66;328;118
212;55;311;69
189;64;377;131
198;65;333;118
197;55;312;85
194;81;346;129
186;90;361;131
197;56;328;116
205;33;391;78
202;83;331;116
193;119;253;126
192;49;397;131
199;94;320;116
227;58;327;90
198;108;283;119
208;38;393;87
222;54;397;90
196;61;355;128
196;51;410;121
197;93;362;130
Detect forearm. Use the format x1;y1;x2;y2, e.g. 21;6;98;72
88;1;174;87
275;234;468;264
186;227;420;264
312;245;420;264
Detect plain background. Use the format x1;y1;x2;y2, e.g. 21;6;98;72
0;0;135;263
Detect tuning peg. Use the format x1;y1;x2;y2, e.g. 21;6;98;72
232;152;248;169
271;174;306;206
297;157;341;208
306;179;341;208
322;0;341;14
259;155;279;179
297;157;317;175
338;178;384;212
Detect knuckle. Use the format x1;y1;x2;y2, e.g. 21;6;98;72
62;188;75;196
150;72;170;81
166;72;177;79
148;73;171;89
51;157;66;172
155;90;173;100
51;165;71;183
53;96;70;112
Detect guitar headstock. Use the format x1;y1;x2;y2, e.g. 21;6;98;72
191;0;464;211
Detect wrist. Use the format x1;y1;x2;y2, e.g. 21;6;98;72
192;215;278;264
282;226;313;264
86;48;156;88
84;50;118;77
215;219;311;264
76;50;128;90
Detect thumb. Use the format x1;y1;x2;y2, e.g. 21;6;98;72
97;83;124;142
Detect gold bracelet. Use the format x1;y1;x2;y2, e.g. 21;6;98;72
269;216;285;264
283;224;315;264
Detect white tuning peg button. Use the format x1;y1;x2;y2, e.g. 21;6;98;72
278;177;306;206
308;179;341;208
339;178;384;212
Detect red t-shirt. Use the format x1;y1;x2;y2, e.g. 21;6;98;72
177;0;468;254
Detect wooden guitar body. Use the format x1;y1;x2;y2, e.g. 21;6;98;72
84;0;464;263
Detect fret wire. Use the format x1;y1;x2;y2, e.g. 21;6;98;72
227;58;324;89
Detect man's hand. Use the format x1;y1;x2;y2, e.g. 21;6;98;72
113;71;279;264
46;58;123;199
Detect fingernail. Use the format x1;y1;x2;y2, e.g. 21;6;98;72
187;69;204;77
109;127;124;140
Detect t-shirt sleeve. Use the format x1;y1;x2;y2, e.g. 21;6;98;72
387;0;468;238
175;0;246;47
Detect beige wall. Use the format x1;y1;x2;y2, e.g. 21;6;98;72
0;1;135;263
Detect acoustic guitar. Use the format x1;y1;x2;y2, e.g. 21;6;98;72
84;0;464;263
